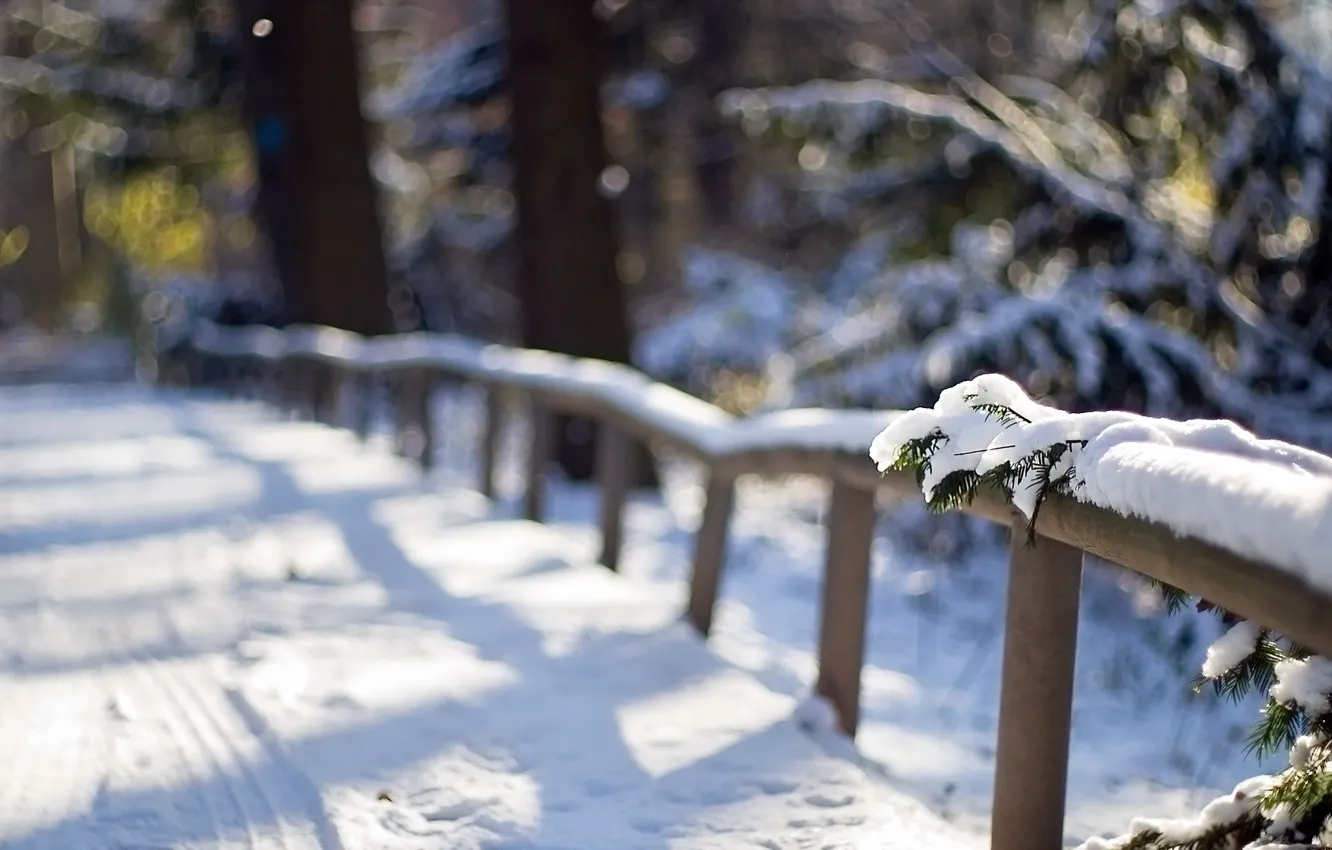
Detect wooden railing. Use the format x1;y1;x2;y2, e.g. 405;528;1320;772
173;322;1332;850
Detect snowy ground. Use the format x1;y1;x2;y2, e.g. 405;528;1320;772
0;383;968;849
0;333;135;386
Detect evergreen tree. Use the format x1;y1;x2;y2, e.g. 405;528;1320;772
717;0;1332;449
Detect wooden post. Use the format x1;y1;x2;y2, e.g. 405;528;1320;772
261;360;283;407
596;423;636;571
219;356;240;398
394;368;435;471
280;360;314;418
182;345;203;389
990;523;1083;850
389;373;407;456
311;362;339;425
686;471;736;635
419;369;436;471
237;358;258;400
154;346;173;387
523;399;554;522
325;365;349;428
352;372;374;440
814;478;876;737
479;387;502;500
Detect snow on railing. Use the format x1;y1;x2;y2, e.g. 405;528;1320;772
191;322;891;458
176;322;1332;850
870;373;1332;597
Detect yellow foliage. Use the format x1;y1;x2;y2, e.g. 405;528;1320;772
83;169;212;273
1170;137;1215;211
0;226;30;267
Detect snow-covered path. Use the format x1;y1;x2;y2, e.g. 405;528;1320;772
0;384;965;849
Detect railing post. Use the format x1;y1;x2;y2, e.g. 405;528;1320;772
523;399;554;522
478;386;502;500
281;359;315;419
238;357;259;400
259;362;281;407
389;373;407;456
686;471;736;635
418;369;436;471
815;477;876;737
277;360;296;414
596;423;636;571
182;343;203;389
218;355;240;398
352;372;374;440
324;365;350;428
394;367;435;471
154;343;173;386
990;523;1083;850
311;362;339;426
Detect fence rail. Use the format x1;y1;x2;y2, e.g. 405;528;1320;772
173;322;1332;850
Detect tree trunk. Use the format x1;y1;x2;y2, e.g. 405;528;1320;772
503;0;655;485
234;0;392;336
0;141;66;330
0;5;70;332
693;0;742;230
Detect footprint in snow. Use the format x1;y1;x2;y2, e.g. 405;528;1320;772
803;792;855;808
753;777;800;795
106;693;135;722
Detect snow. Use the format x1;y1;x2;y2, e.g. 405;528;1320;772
1288;733;1325;770
192;321;896;458
1270;658;1332;716
0;333;135;385
1200;621;1262;680
1077;775;1277;850
0;382;965;849
869;374;1332;595
635;247;798;383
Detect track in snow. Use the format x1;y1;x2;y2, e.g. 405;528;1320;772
0;387;343;849
0;626;337;849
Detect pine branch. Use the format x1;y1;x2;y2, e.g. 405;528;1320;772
1024;442;1077;543
971;401;1032;426
1146;577;1193;615
1193;631;1283;706
1112;812;1266;850
1263;744;1332;820
924;469;982;513
886;430;947;475
1194;598;1242;625
1245;699;1306;760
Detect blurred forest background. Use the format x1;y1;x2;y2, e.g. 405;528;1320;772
4;0;1332;460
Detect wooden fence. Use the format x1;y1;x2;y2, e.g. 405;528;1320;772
175;323;1332;850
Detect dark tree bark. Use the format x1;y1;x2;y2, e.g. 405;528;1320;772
503;0;654;484
234;0;391;336
0;8;72;331
0;142;66;330
693;0;742;229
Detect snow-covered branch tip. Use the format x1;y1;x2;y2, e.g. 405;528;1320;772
868;373;1096;537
